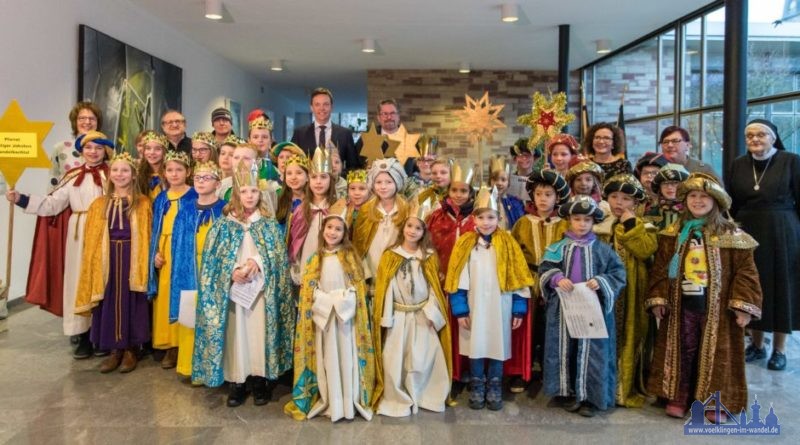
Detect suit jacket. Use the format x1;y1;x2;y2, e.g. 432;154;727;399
291;122;361;171
354;124;416;175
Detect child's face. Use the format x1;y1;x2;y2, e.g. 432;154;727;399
515;153;533;172
403;217;425;244
639;166;660;192
475;210;499;235
431;163;450;188
660;181;679;200
607;191;636;217
285;165;308;191
238;185;261;211
191;142;212;163
309;172;331;198
572;173;595;195
322;218;346;247
347;182;369;206
417;157;434;179
81;142;106;166
686;190;715;218
330;153;343;176
193;172;220;196
491;173;509;194
549;144;573;171
248;129;272;155
277;150;294;174
569;214;594;236
448;182;471;207
232;147;257;168
373;172;397;200
144;142;165;166
110;161;134;190
533;185;556;215
218;145;235;173
164;161;189;187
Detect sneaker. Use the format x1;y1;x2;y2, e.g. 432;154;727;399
509;376;528;394
767;351;787;371
745;344;766;362
251;377;272;406
227;383;249;407
577;402;597;417
564;400;583;412
548;396;575;408
486;377;503;411
73;333;93;359
468;377;486;410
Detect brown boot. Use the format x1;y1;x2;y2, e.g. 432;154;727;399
161;347;178;369
99;350;123;373
119;348;138;373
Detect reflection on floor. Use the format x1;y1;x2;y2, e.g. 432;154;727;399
1;304;797;444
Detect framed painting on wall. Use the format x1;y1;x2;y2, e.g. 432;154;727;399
79;24;182;153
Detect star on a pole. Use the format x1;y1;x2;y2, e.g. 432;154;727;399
388;125;421;165
0;100;53;188
454;92;506;144
358;123;386;167
517;91;575;149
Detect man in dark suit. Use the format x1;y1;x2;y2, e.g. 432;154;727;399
291;87;361;171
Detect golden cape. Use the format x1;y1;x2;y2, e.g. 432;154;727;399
284;248;379;420
444;230;534;294
371;248;453;407
510;215;569;296
352;195;409;257
75;196;152;316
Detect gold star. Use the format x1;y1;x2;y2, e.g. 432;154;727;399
0;100;54;188
388;125;421;165
383;137;400;160
358;122;386;167
454;92;506;144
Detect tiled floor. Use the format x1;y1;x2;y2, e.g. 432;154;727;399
1;304;796;444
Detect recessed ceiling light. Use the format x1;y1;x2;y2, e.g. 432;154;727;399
596;39;612;54
459;62;471;74
501;4;519;23
205;0;223;20
361;38;376;53
270;60;283;72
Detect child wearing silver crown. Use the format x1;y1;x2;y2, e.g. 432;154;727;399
539;196;626;417
285;201;376;422
444;186;534;411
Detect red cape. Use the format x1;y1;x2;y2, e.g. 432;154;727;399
24;209;71;317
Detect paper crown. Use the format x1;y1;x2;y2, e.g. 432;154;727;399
678;172;731;211
450;161;474;185
474;185;499;212
109;151;137;170
489;155;510;177
221;134;245;147
346;169;368;184
233;160;259;189
602;173;647;202
324;199;350;226
285;153;310;171
248;116;273;132
408;196;435;224
418;135;439;158
191;131;216;148
310;146;332;174
164;150;191;166
194;161;222;178
141;131;168;148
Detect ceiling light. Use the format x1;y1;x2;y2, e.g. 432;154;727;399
270;60;283;72
596;39;612;54
205;0;223;20
459;62;471;74
361;38;376;53
501;4;519;23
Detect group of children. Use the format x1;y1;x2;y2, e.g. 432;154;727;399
8;117;763;424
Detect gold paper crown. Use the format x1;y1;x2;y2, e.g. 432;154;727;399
474;185;500;212
221;134;245;147
324;199;350;226
233;160;259;188
418;135;439;158
450;161;474;185
310;147;332;174
489;155;510;177
408;196;435;224
142;131;168;147
285;153;310;171
164;150;191;166
346;169;368;184
248;116;273;132
192;131;216;147
193;161;222;178
110;151;137;170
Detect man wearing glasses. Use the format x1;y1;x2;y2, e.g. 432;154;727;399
658;126;718;179
355;98;417;174
161;110;192;155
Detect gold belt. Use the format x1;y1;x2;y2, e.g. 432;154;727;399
393;299;428;312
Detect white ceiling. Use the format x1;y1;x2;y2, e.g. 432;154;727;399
130;0;713;110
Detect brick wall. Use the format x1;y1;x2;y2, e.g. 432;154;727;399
367;69;580;164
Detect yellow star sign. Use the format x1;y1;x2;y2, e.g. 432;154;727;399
383;137;400;160
359;122;387;167
388;125;421;165
455;92;506;144
0;100;53;188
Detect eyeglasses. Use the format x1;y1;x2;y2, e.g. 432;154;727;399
192;147;211;153
661;138;686;145
379;112;398;117
193;174;218;183
593;136;613;141
76;116;97;122
640;171;658;178
162;119;185;126
745;132;769;140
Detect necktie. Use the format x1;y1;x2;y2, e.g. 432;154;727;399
318;125;326;148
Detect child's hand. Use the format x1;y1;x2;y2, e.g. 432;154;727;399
557;278;574;292
620;209;636;223
244;259;259;279
586;279;599;290
652;305;668;320
735;311;752;328
458;317;471;330
5;190;20;203
512;317;523;330
154;252;165;269
232;267;250;284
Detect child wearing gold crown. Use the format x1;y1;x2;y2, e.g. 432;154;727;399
416;158;450;208
539;195;626;417
191;132;218;166
137;131;167;200
285;201;376;421
372;198;453;417
345;169;370;232
646;173;761;421
275;151;309;227
192;160;294;407
6;131;113;358
488;155;525;230
444;186;534;411
74;152;151;373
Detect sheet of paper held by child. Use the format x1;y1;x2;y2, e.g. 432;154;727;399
230;274;264;310
555;282;609;339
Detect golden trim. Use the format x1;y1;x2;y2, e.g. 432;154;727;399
393;299;428;312
729;299;762;319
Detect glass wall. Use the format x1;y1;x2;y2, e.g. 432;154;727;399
582;0;800;176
